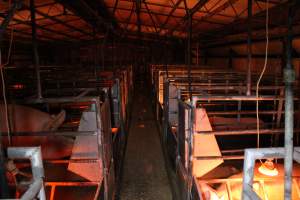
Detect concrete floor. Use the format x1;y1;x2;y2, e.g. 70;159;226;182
119;86;172;200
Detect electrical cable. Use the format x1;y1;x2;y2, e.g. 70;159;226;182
0;51;10;146
0;0;15;146
256;0;269;150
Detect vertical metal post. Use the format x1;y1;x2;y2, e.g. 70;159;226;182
246;0;252;96
196;42;199;65
0;2;20;197
0;2;19;40
93;28;97;69
0;144;9;198
187;10;192;102
95;99;108;200
284;3;295;200
111;34;114;70
163;78;169;143
228;48;233;69
204;50;208;65
30;0;42;99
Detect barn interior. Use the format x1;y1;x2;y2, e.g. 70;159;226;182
0;0;300;199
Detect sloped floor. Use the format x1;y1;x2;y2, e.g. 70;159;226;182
119;85;172;200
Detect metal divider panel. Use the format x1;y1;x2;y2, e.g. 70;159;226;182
68;108;102;182
169;84;179;127
101;98;113;170
111;82;120;127
193;108;223;177
178;101;190;169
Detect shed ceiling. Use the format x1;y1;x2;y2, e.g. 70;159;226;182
0;0;297;46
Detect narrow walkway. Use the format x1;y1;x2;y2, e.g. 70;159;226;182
120;85;172;200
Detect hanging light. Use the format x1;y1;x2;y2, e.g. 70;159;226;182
258;159;278;176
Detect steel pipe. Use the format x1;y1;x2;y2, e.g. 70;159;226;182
192;95;297;101
30;0;42;99
284;3;295;199
20;178;43;200
196;128;300;136
246;0;252;96
187;9;192;102
0;131;97;137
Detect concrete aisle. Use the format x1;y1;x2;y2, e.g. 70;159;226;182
119;86;172;200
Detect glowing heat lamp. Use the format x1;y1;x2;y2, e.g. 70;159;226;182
258;159;278;176
12;84;24;90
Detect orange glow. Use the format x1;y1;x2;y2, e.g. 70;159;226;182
210;193;224;200
12;84;24;90
258;160;278;176
138;124;145;128
111;128;118;134
79;106;89;109
65;102;92;109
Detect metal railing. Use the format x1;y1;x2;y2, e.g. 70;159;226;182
242;147;300;200
6;146;46;200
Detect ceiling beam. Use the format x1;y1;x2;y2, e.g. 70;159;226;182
166;0;208;36
188;0;209;17
197;1;290;42
22;4;95;38
113;0;119;15
10;16;80;40
0;1;21;40
158;0;183;34
56;0;115;34
144;1;158;34
192;0;238;28
118;0;237;19
136;0;141;36
106;5;227;25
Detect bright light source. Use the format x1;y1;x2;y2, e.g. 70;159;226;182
258;159;278;176
112;127;118;134
12;84;24;90
138;123;145;128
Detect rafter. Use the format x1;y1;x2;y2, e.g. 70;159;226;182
197;0;238;25
23;5;95;38
144;1;158;34
10;16;81;40
135;0;141;35
166;0;209;36
57;0;115;34
179;0;239;37
106;4;237;20
121;2;135;37
188;0;209;17
113;0;119;15
197;0;291;43
118;21;185;33
0;0;21;40
158;0;183;34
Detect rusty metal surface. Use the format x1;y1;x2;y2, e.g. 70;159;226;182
120;86;172;200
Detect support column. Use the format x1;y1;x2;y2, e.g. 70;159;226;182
30;0;42;99
246;0;252;96
187;10;192;101
284;3;295;199
229;48;234;69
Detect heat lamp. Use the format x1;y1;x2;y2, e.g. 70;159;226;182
258;159;278;176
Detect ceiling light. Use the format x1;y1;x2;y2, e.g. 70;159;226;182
258;159;278;177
